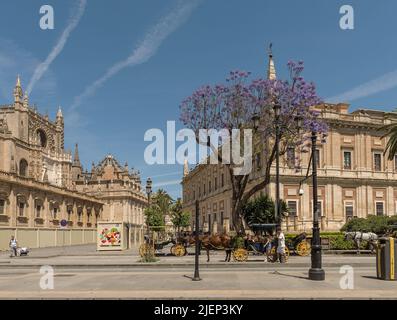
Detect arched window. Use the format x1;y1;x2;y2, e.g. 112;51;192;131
36;129;47;148
19;159;28;177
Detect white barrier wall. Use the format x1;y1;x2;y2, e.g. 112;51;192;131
0;228;96;251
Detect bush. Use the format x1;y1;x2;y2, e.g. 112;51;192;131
341;215;397;235
285;232;367;250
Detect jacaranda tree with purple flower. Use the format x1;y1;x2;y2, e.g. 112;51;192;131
180;61;328;233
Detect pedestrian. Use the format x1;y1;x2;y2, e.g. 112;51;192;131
9;235;18;258
276;227;286;263
264;234;273;262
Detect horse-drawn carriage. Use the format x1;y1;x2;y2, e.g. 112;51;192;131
139;226;188;257
195;224;311;263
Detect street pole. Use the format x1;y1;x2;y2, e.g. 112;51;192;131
308;131;325;281
274;107;280;227
193;200;201;281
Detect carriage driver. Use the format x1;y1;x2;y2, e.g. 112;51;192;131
276;227;286;263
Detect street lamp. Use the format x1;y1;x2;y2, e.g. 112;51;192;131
192;200;201;281
145;178;153;244
146;178;152;204
308;131;325;281
273;104;281;227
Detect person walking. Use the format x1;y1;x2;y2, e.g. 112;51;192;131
276;227;286;263
9;235;18;258
264;234;273;262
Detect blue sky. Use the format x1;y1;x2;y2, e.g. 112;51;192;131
0;0;397;199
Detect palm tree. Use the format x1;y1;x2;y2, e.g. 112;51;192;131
382;122;397;160
151;189;174;225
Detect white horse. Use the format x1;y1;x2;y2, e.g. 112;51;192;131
344;232;378;254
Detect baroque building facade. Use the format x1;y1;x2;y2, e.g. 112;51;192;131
0;77;147;249
181;55;397;233
73;151;147;246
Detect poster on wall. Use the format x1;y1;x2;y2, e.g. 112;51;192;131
97;222;123;250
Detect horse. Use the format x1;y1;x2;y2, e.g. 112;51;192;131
344;232;378;254
201;234;232;262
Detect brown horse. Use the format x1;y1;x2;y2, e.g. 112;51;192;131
180;233;232;262
202;234;232;262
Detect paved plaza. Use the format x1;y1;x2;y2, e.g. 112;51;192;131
0;245;395;299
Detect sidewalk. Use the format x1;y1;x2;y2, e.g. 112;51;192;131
0;244;376;269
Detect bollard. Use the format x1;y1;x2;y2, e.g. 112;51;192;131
376;237;396;281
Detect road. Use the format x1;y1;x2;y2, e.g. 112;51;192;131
0;244;395;299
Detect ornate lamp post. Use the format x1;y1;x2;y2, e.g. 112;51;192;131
145;178;152;243
146;178;152;204
308;131;325;281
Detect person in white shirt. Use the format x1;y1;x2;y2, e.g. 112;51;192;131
9;235;18;258
276;227;286;263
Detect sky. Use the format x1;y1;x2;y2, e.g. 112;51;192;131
0;0;397;199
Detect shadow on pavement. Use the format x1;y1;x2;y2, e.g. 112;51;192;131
269;270;309;280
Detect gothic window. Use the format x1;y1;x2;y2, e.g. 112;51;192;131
19;202;25;217
36;129;47;148
19;159;28;177
36;204;41;218
0;199;4;215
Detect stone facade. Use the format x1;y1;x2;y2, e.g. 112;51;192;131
0;77;103;233
0;77;147;248
73;153;147;246
181;57;397;233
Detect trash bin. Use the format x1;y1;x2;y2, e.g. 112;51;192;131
376;237;397;280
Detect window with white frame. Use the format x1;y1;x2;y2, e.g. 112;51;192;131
376;202;384;216
345;201;354;220
311;200;324;217
374;153;382;172
343;151;352;170
287;200;298;217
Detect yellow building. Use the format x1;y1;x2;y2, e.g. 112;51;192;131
181;56;397;233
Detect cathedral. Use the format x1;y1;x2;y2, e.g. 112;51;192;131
0;77;147;250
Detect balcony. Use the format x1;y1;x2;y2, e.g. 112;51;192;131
0;214;9;223
34;217;44;225
17;216;28;224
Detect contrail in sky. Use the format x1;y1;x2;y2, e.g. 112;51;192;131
70;0;200;110
27;0;87;94
326;68;397;103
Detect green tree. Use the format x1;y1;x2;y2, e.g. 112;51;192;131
382;122;397;160
151;189;174;218
144;205;164;231
242;194;288;232
171;198;191;236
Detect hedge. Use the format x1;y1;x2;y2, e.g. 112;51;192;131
285;232;368;250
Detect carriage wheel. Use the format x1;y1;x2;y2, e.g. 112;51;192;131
232;248;248;262
173;244;186;257
296;241;311;256
139;244;154;257
270;247;290;262
170;245;176;256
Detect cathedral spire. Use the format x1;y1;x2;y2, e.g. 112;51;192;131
23;91;29;108
267;43;276;80
73;143;81;167
183;159;189;177
56;106;63;119
56;106;64;126
13;75;23;104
